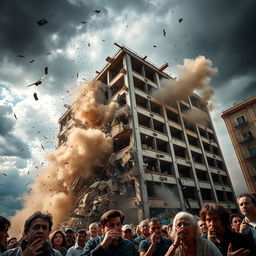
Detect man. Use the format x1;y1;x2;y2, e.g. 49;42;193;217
138;218;172;256
0;216;10;255
238;193;256;242
122;225;133;241
88;224;98;240
200;203;255;256
2;211;61;256
65;228;76;249
66;229;87;256
96;223;103;237
133;220;150;247
83;209;136;256
198;219;208;238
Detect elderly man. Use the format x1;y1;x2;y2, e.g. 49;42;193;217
66;229;87;256
0;216;10;255
138;218;172;256
88;224;98;240
237;193;256;243
83;209;136;256
200;203;255;256
2;211;61;256
133;220;150;247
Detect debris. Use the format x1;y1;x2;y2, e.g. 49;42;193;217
37;18;48;26
153;45;157;48
94;10;101;13
2;173;7;176
14;113;17;120
44;136;48;139
27;79;42;87
25;182;30;186
44;66;48;75
29;59;35;63
163;29;166;37
28;188;32;193
88;43;90;47
33;93;38;101
41;144;45;150
178;18;183;23
18;54;24;58
47;52;52;55
77;72;79;77
81;21;87;24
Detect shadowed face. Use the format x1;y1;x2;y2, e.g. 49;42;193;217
205;213;225;238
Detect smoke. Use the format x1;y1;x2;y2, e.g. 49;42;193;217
10;80;118;236
183;109;209;127
154;56;218;106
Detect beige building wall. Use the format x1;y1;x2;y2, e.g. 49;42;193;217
222;96;256;193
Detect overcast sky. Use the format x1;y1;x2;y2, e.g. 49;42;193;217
0;0;255;217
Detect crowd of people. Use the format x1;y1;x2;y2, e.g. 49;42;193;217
0;192;256;256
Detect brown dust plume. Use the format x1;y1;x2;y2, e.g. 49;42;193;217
10;80;118;236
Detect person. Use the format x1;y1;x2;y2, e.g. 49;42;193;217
88;224;98;240
167;224;172;239
82;209;136;256
237;193;256;242
135;225;142;237
138;218;172;256
0;216;10;255
198;219;208;238
133;220;150;247
66;229;87;256
230;214;243;233
96;223;103;237
165;211;221;256
6;238;17;250
122;225;134;241
200;203;256;256
2;211;62;256
64;228;76;250
50;230;67;255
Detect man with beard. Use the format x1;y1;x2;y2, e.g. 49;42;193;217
82;210;135;256
2;211;61;256
138;218;172;256
200;203;255;256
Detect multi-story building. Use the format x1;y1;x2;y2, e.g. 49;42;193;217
58;44;237;225
222;96;256;194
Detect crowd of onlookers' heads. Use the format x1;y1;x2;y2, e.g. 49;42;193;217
0;192;256;256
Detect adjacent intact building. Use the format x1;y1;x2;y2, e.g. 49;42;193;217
222;96;256;194
58;44;237;225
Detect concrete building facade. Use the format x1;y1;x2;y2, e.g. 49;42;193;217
222;96;256;194
58;45;237;225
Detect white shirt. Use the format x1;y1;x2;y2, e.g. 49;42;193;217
66;242;86;256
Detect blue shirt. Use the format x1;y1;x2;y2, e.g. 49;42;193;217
139;237;172;256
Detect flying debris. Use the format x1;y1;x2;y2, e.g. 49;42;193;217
81;21;87;24
153;45;157;48
77;72;79;77
25;182;30;186
88;43;90;47
27;79;42;87
41;144;45;150
2;173;7;176
28;188;32;193
102;40;106;42
94;10;101;13
14;113;17;120
46;52;52;55
163;29;166;37
29;59;35;63
44;66;48;75
44;136;48;139
178;18;183;23
33;93;38;101
37;18;48;26
18;54;24;58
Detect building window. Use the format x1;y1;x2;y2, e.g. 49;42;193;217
242;131;253;140
236;115;246;125
249;148;256;157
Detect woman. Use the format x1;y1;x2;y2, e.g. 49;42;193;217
230;214;243;233
165;212;222;256
50;230;67;256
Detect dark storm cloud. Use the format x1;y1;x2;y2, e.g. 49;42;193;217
0;168;33;217
159;0;256;104
0;105;31;158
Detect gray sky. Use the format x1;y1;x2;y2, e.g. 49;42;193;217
0;0;255;217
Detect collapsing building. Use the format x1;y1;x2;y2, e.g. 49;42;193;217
58;45;237;226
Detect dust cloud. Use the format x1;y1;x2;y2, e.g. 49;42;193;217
154;56;217;126
10;80;118;236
